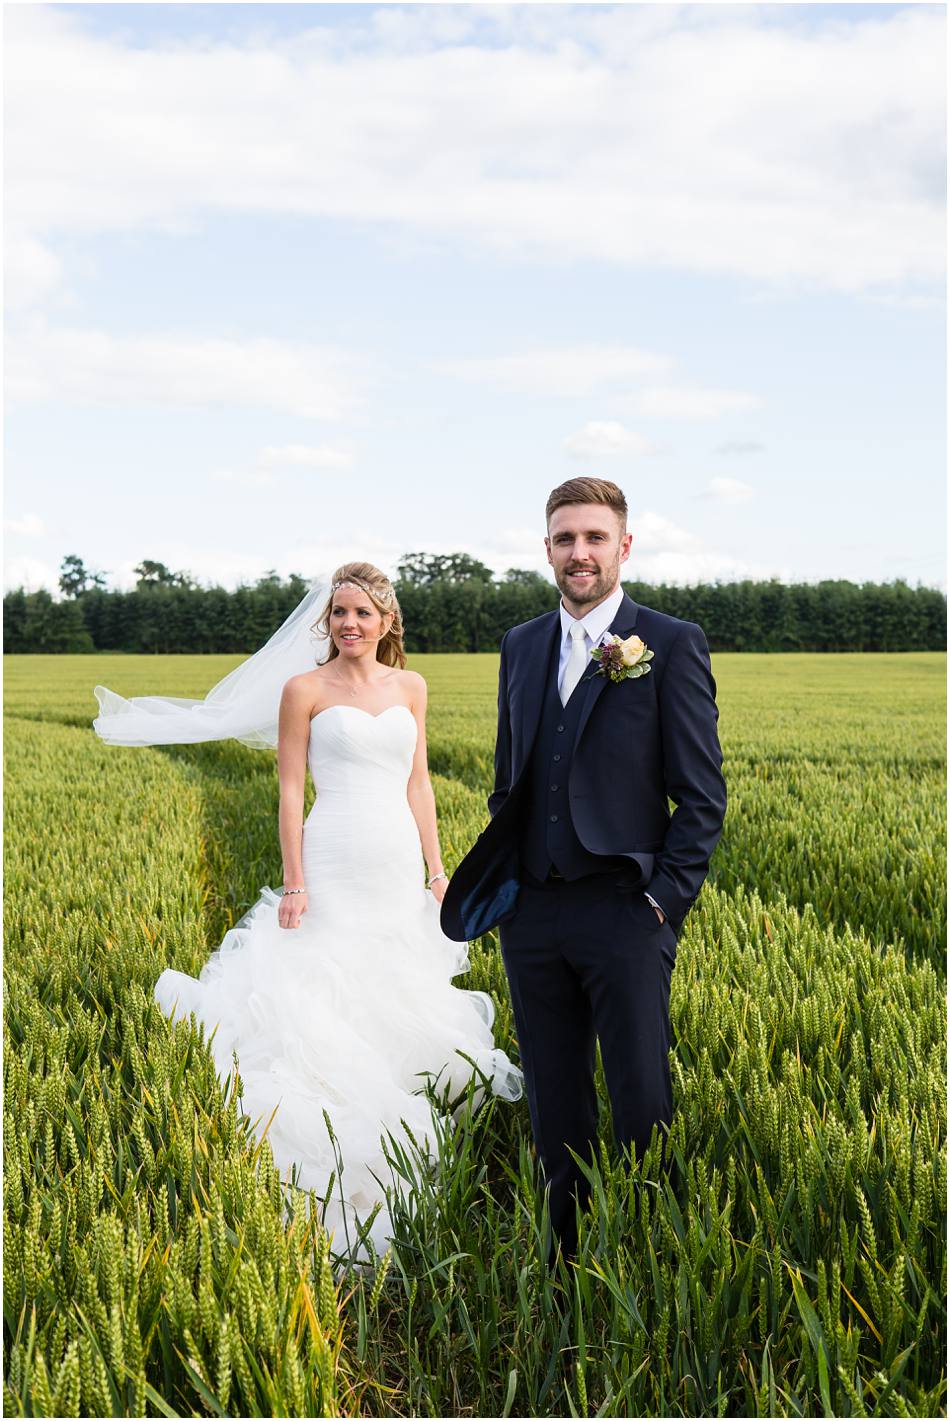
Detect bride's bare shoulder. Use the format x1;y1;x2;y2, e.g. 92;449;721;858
282;667;332;703
395;668;427;703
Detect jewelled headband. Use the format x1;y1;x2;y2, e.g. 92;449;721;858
331;577;396;607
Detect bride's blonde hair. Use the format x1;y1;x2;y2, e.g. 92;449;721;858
313;562;407;669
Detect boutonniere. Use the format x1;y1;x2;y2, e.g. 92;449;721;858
590;633;654;684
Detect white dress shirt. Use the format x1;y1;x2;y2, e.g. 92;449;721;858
557;583;666;922
557;583;625;685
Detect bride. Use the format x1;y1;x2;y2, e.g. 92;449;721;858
93;561;523;1257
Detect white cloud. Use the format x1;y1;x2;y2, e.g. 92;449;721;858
106;535;405;593
14;515;779;594
441;347;671;397
480;512;782;584
564;421;654;458
258;443;356;471
211;442;357;490
706;476;756;505
4;234;62;310
627;510;782;583
714;439;765;456
209;469;278;492
630;388;762;421
479;528;552;576
4;512;45;537
3;555;59;593
7;4;940;295
7;323;367;420
440;348;760;423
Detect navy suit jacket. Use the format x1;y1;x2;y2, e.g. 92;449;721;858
439;592;727;942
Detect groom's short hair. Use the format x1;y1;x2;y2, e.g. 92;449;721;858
545;478;628;528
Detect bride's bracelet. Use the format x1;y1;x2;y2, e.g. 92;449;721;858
427;871;448;887
282;887;307;896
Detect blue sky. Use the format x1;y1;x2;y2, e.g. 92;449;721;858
5;2;946;594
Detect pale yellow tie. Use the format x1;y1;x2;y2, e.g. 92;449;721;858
560;621;589;706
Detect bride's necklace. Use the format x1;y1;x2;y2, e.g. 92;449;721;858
332;668;390;700
332;674;359;698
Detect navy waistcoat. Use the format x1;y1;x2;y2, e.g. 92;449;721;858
521;633;617;882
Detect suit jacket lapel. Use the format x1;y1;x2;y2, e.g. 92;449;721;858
514;610;561;774
572;592;641;749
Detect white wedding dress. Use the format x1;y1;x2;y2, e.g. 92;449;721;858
154;703;523;1256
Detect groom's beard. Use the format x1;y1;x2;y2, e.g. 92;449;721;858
554;557;620;609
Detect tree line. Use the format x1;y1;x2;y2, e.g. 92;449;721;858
3;553;946;654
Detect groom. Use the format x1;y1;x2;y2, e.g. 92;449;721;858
441;477;726;1257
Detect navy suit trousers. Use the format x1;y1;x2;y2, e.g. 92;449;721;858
499;871;678;1258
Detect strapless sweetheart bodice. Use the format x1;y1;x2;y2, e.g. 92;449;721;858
307;703;417;801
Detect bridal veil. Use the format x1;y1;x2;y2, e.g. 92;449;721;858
92;576;332;749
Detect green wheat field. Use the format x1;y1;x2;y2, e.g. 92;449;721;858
4;651;946;1418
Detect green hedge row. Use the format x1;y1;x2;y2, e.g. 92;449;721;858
4;573;946;655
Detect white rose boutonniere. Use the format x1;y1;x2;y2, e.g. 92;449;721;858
590;632;654;684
